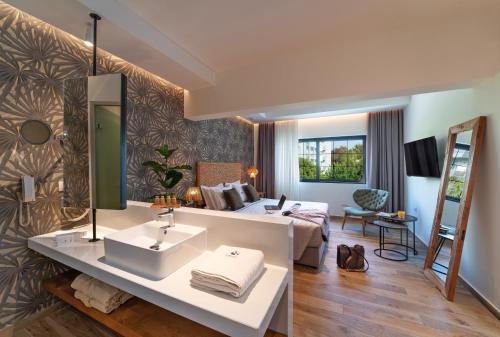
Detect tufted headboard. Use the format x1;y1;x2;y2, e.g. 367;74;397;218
196;162;243;187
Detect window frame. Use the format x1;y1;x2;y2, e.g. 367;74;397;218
299;135;367;184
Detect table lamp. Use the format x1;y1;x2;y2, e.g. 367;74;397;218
247;166;259;186
185;186;202;207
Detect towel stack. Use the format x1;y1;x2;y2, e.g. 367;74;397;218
71;274;133;314
190;245;265;298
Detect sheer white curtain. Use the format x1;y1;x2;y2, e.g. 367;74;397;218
274;120;300;200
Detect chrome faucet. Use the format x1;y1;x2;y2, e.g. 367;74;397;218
150;209;175;250
157;208;175;227
157;208;174;219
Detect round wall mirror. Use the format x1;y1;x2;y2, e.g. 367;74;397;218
20;120;53;145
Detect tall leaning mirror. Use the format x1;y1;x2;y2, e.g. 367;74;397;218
424;116;486;301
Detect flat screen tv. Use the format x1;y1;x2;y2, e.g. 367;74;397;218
404;136;441;177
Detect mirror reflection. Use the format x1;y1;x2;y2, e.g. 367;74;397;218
94;105;123;209
20;119;53;145
431;130;472;279
63;74;127;211
88;74;127;211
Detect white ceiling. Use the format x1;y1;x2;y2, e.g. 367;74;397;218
116;0;493;72
117;0;368;72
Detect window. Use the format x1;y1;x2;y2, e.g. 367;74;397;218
446;143;470;202
299;136;366;183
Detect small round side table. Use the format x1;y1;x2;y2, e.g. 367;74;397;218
372;220;410;261
377;214;418;256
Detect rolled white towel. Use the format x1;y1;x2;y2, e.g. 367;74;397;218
72;274;124;303
71;273;93;293
71;273;133;313
74;290;92;307
190;245;265;298
74;290;132;314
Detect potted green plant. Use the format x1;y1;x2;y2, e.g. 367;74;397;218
142;146;192;199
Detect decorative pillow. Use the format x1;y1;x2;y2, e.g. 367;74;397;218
200;184;223;209
225;180;240;187
211;185;232;210
228;180;248;202
200;185;213;209
243;184;260;202
223;188;245;211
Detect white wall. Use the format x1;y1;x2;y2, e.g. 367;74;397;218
404;88;476;242
298;113;368;215
404;73;500;311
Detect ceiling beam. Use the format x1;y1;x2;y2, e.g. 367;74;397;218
76;0;215;86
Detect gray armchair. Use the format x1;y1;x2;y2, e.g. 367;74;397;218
342;188;390;236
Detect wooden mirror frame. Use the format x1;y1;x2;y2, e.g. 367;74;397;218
424;116;486;301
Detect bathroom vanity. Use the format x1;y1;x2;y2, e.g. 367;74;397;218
28;202;292;337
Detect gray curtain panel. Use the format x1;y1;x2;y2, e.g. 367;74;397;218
367;109;405;211
257;122;275;198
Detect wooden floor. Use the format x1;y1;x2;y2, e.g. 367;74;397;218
13;305;117;337
294;218;500;337
15;219;500;337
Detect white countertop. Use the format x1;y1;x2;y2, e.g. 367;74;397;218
28;224;288;337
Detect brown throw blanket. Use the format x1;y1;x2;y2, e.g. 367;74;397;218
286;204;329;241
235;199;329;260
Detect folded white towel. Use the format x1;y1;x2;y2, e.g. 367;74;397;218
71;274;133;313
190;245;265;298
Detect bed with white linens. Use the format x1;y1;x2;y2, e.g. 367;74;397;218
196;162;329;268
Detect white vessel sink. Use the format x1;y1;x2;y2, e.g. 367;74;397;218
104;221;206;280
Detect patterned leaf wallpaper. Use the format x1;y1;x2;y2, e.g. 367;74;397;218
0;2;253;328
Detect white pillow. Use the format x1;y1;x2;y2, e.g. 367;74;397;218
201;184;232;210
211;185;232;210
229;180;248;202
200;185;214;209
200;184;223;209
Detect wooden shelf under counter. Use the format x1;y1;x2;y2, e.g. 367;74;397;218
43;270;285;337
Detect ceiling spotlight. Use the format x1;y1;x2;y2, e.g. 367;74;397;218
84;22;93;46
